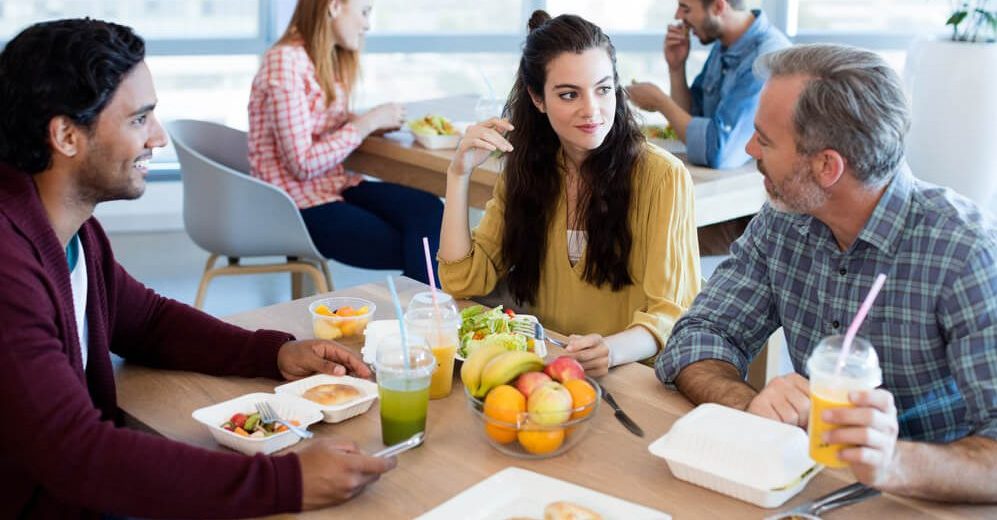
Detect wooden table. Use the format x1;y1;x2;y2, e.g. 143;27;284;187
344;95;766;228
114;278;990;519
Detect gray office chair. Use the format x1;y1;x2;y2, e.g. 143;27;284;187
167;119;334;309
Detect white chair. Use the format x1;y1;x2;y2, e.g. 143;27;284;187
167;119;333;309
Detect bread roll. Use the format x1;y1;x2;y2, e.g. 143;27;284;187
544;501;602;520
302;383;361;406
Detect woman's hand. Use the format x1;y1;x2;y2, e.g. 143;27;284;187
448;118;514;177
563;333;611;378
354;102;405;136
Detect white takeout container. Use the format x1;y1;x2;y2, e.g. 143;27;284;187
362;319;402;364
274;374;378;423
413;132;461;150
648;403;820;508
191;392;323;455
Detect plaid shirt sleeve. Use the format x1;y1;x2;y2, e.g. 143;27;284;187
655;207;782;386
262;50;363;182
939;240;997;439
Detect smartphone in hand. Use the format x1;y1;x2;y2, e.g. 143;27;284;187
373;432;425;458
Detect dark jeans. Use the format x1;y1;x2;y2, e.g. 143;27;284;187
301;181;443;285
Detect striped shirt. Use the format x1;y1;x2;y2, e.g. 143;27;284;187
657;168;997;442
248;41;363;209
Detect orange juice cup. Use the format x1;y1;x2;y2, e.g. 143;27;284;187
806;335;882;468
404;305;460;400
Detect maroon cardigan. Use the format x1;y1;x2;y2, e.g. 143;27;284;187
0;164;303;518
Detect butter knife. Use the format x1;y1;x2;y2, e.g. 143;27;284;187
603;389;645;437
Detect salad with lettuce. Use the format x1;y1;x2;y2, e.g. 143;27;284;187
458;305;532;358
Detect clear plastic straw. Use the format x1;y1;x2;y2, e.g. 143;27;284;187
421;237;444;344
836;273;887;376
386;276;410;371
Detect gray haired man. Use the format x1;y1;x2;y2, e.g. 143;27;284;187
656;43;997;501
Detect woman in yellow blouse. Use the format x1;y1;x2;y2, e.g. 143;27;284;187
438;11;701;377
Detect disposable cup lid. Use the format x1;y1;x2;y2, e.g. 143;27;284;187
806;335;882;386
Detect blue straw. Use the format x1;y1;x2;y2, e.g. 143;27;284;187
386;276;411;370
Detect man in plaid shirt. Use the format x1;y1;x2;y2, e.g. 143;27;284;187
657;43;997;501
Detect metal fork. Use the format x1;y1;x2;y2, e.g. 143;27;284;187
255;401;313;439
765;482;881;519
511;317;567;348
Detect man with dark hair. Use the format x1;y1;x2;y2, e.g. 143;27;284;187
0;19;394;518
628;0;789;169
657;43;997;502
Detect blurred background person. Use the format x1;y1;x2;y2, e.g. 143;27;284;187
249;0;443;285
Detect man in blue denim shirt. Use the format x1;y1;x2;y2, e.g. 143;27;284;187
628;0;789;169
657;44;997;502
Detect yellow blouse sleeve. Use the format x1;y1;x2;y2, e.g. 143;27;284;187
629;153;702;353
438;178;509;299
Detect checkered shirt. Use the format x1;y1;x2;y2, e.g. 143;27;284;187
248;42;363;209
657;168;997;442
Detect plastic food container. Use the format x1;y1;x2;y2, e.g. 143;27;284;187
308;297;376;340
191;392;323;455
274;374;378;423
413;132;461;150
648;403;820;508
361;319;403;364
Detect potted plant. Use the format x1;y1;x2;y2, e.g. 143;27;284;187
905;1;997;209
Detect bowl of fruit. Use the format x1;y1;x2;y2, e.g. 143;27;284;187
408;114;461;150
462;349;601;459
309;297;376;340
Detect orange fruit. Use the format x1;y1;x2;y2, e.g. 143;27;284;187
517;426;565;455
483;385;526;444
335;306;356;317
314;304;335;317
563;379;597;419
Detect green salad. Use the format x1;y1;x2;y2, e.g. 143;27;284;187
458;305;530;358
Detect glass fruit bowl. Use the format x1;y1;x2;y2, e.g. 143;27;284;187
464;376;602;459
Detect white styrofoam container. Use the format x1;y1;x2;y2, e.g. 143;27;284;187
647;403;820;508
191;392;324;455
274;374;378;423
362;319;402;364
413;132;461;150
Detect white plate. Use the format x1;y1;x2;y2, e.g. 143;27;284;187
416;467;670;520
273;374;378;423
648;138;686;155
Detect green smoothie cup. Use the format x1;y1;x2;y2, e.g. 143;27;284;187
375;339;435;445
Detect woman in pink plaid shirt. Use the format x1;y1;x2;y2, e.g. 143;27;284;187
248;0;443;284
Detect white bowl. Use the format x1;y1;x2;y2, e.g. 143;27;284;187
648;403;820;508
274;374;378;423
191;392;324;455
413;132;461;150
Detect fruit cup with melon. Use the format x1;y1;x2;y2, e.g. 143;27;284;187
308;297;376;340
462;350;600;459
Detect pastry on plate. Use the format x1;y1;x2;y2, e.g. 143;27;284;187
544;501;602;520
302;383;361;406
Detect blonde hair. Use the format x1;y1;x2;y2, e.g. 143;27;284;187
277;0;360;105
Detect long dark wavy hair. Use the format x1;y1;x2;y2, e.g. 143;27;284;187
501;10;645;306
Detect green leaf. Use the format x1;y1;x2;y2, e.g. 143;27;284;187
976;9;997;31
946;10;968;27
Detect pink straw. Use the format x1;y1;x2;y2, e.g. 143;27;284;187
421;236;443;343
836;273;887;375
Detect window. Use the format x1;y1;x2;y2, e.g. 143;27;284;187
795;0;949;34
0;0;261;40
371;0;525;33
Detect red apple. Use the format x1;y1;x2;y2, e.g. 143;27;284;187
544;356;585;383
515;371;552;398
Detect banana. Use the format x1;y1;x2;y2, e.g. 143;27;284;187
475;351;545;398
460;343;510;396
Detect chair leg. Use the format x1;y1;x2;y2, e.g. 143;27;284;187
291;272;304;300
320;260;335;292
194;254;220;310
